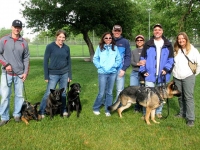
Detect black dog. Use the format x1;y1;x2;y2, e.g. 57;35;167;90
21;101;41;125
67;83;82;117
45;88;64;119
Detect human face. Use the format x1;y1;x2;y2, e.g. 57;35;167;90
11;26;22;37
112;29;122;38
103;34;112;45
177;34;187;48
153;27;163;40
56;33;66;46
136;38;144;48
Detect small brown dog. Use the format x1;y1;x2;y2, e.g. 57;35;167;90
21;101;41;125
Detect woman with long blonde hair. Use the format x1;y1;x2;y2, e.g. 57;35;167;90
173;32;200;127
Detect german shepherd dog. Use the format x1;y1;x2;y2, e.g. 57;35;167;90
45;88;64;119
67;83;82;118
21;101;41;125
108;81;181;125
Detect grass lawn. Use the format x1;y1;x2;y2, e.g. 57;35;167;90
0;58;200;150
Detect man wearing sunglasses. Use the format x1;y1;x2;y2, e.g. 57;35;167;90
112;25;131;103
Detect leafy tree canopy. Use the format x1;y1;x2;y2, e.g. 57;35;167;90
21;0;138;58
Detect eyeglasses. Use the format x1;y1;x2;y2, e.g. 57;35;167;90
114;30;121;32
104;37;112;40
136;40;144;42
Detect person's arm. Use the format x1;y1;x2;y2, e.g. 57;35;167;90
67;46;72;80
43;44;51;80
121;40;131;71
93;46;101;69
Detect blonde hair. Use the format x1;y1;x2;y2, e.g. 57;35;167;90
174;32;191;56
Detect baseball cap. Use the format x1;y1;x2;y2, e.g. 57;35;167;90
113;25;122;31
12;19;23;28
153;24;162;29
135;35;145;41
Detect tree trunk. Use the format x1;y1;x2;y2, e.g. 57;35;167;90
82;32;94;62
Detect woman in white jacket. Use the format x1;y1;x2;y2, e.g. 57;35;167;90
173;32;200;127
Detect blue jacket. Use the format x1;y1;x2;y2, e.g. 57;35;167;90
114;36;131;71
93;44;122;74
139;36;174;83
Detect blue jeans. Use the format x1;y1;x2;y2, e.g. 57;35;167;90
143;81;163;115
130;71;139;86
39;73;68;115
0;72;24;121
113;71;125;103
93;73;117;113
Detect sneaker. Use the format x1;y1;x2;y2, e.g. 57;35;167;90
156;113;162;119
93;111;100;115
41;115;45;119
175;113;185;118
14;117;21;122
134;110;140;113
0;120;9;127
187;120;194;127
141;115;145;120
63;112;68;116
105;112;111;117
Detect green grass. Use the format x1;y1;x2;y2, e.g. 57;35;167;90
0;59;200;150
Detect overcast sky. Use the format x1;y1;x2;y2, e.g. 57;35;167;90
0;0;35;39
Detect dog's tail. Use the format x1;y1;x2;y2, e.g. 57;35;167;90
107;97;121;112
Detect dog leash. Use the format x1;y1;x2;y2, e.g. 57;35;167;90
5;71;28;100
67;81;70;93
160;75;169;120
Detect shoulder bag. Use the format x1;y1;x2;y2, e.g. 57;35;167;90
181;48;197;74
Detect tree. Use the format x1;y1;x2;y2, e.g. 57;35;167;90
21;0;137;60
0;28;11;38
154;0;200;39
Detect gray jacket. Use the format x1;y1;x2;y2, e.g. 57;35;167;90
131;48;143;71
0;34;30;75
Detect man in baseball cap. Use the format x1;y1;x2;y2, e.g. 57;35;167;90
112;25;122;31
153;23;162;29
12;19;23;28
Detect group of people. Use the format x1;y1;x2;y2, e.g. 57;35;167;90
92;24;200;127
0;19;200;127
0;19;72;126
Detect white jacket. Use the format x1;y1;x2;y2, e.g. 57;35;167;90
173;44;200;79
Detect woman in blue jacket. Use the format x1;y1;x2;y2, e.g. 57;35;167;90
93;32;122;117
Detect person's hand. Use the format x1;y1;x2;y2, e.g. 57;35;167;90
21;74;27;82
118;70;125;77
5;65;12;72
45;80;48;82
144;72;149;76
68;78;71;82
162;70;166;75
138;60;146;66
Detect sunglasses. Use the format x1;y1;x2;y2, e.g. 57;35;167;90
136;40;144;42
114;30;121;32
104;37;112;40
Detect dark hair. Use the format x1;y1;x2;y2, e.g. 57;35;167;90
55;29;67;38
99;32;115;51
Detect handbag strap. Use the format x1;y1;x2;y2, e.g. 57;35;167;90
180;48;191;62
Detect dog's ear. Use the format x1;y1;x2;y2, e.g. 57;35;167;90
70;84;74;88
50;89;55;93
34;102;40;108
60;88;65;93
78;83;81;88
